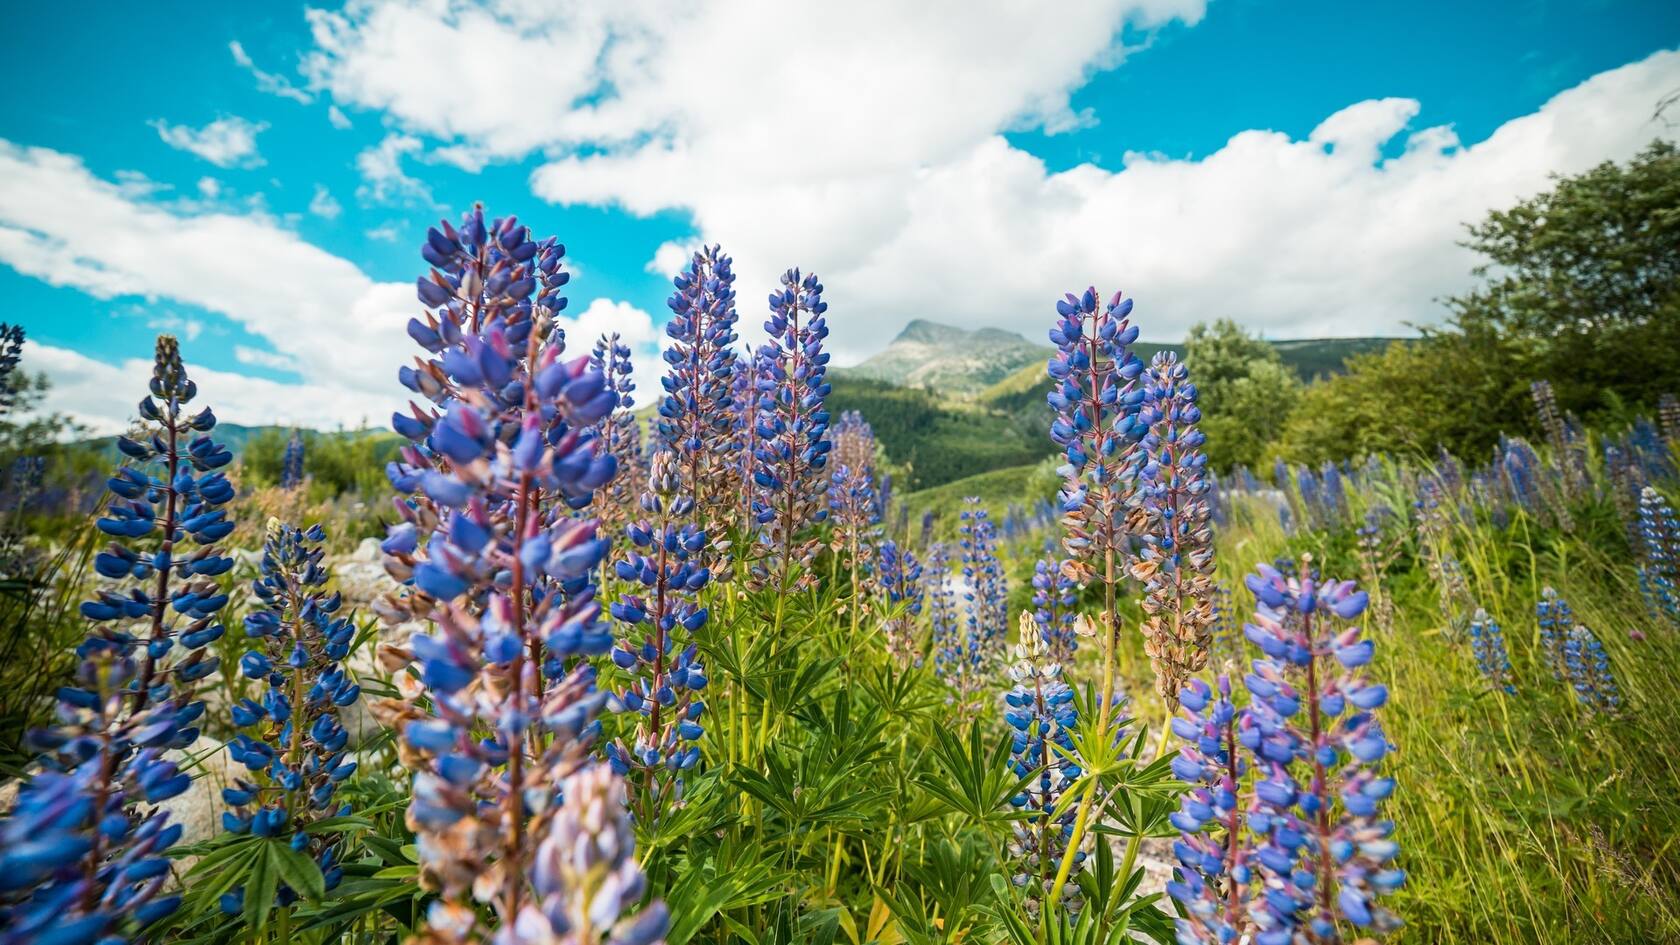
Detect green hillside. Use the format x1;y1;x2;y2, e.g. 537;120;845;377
827;376;1042;490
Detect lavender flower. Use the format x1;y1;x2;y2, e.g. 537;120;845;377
605;451;710;819
375;206;621;937
944;500;1005;710
749;269;832;592
1004;614;1085;917
1468;608;1514;694
1241;562;1403;938
658;245;740;546
1128;352;1216;709
1;335;233;943
1031;552;1079;666
1166;675;1248;944
221;519;359;912
1536;587;1574;680
876;540;924;666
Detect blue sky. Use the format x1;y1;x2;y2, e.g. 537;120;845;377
1;0;1676;432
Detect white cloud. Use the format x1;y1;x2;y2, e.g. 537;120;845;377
327;105;353;130
0;139;412;430
146;313;206;342
150;116;268;168
196;176;221;199
234;344;301;372
365;222;403;242
308;183;342;219
230;40;313;104
297;2;1680;361
554;298;664;403
355;132;432;205
26;342;371;436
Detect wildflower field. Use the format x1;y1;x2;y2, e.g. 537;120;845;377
2;96;1680;945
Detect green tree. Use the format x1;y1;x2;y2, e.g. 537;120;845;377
1448;139;1680;417
1181;318;1302;471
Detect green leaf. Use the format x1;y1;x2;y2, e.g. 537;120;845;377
269;841;328;902
242;840;277;930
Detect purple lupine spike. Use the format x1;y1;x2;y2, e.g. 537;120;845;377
221;520;359;913
927;542;963;679
589;333;649;562
4;335;231;942
1031;550;1080;666
605;451;710;821
1536;587;1573;679
941;499;1005;712
1166;675;1248;944
1468;608;1515;694
748;268;832;593
375;206;624;940
1637;487;1679;628
1128;351;1217;709
1046;287;1145;723
1562;623;1621;715
876;540;925;666
1004;613;1088;917
1240;560;1403;939
658;245;740;560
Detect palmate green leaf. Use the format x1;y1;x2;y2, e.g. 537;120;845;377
664;858;784;945
913;722;1038;830
298;814;377;835
242;838;277;931
269;840;328;902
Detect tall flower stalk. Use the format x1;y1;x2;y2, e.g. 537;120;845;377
1637;486;1679;627
1468;608;1515;694
1031;551;1080;666
875;539;924;666
374;206;627;940
590;333;647;563
1128;352;1216;712
1166;675;1248;944
1;336;232;944
749;268;832;600
606;451;711;822
1043;286;1147;916
1563;624;1621;715
1536;587;1574;679
947;500;1005;711
1004;614;1086;917
658;245;740;554
1241;562;1403;940
222;520;360;914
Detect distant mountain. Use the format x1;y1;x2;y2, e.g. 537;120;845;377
836;319;1049;394
840;320;1402;398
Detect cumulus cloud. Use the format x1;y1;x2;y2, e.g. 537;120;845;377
297;1;1679;360
327;105;353;130
150;116;269;169
554;298;665;402
308;183;343;219
355;132;432;205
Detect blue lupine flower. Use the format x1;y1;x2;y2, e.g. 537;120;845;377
657;244;740;539
378;206;623;938
1128;352;1217;708
2;336;228;943
1536;587;1574;679
876;540;925;666
1562;624;1621;715
605;451;711;818
221;520;360;909
1166;675;1248;945
943;500;1005;711
1637;486;1679;628
521;764;669;945
1468;608;1515;694
927;543;963;679
1241;562;1403;937
279;431;306;489
589;332;650;557
748;268;832;592
1031;551;1080;665
1004;614;1087;917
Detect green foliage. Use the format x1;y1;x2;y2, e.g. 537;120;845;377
828;376;1044;490
239;427;403;496
1181;319;1302;471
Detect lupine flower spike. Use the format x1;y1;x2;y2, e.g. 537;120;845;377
876;540;925;666
749;269;832;594
1166;675;1248;945
606;450;711;821
1004;612;1087;917
280;431;306;490
1637;487;1679;628
1031;551;1080;666
1468;608;1515;694
589;333;648;566
1128;352;1216;710
658;245;740;561
1242;561;1403;939
944;500;1005;711
1536;587;1574;680
375;206;623;940
221;519;361;915
1562;624;1621;715
1;335;233;944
